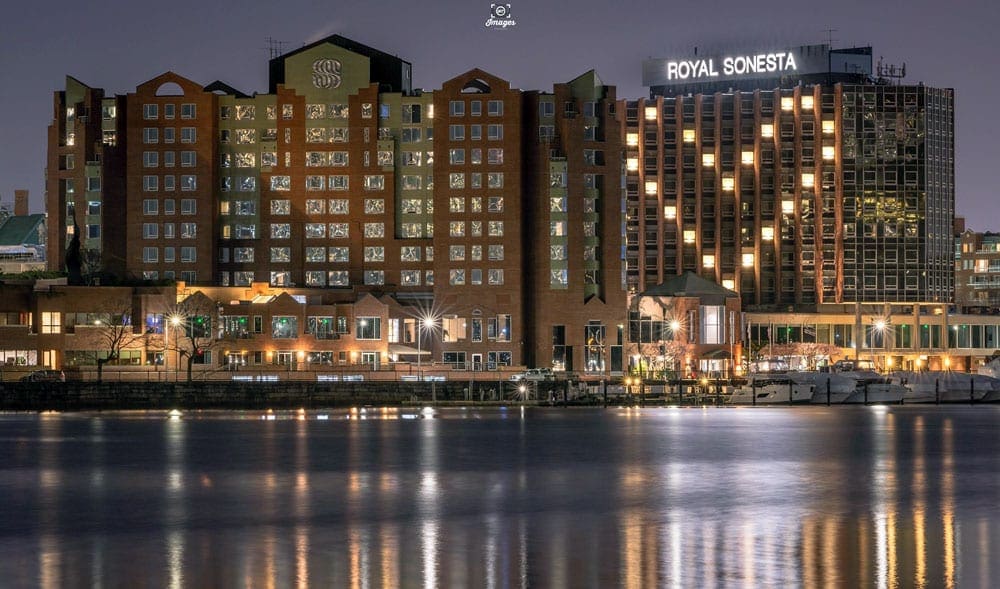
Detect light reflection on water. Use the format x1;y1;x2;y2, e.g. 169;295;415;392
0;407;997;587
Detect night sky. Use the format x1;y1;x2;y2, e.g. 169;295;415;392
1;0;996;229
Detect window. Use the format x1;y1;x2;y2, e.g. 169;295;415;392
143;199;158;215
270;224;291;239
180;199;196;214
180;222;196;238
270;176;291;191
180;128;196;143
180;151;196;167
364;175;384;191
356;317;381;340
181;104;196;119
143;223;158;239
143;128;159;144
487;124;503;140
143;247;158;262
180;175;196;191
488;148;503;165
449;125;465;140
143;104;158;119
449;101;465;116
180;247;196;262
270;247;290;262
488;100;503;116
144;152;159;168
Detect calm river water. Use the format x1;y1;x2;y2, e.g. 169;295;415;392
1;406;998;588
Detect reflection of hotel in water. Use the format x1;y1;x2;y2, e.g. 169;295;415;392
21;410;998;587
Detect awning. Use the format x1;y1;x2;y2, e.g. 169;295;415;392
389;343;431;356
701;349;732;360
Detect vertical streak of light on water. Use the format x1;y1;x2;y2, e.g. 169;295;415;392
164;418;185;589
89;418;106;588
913;416;927;588
294;417;310;589
518;515;527;589
872;410;896;589
485;514;497;589
38;415;61;589
419;417;439;589
942;419;955;589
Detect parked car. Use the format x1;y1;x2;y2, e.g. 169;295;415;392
510;368;555;382
20;369;66;383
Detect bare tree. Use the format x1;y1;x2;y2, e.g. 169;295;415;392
166;292;219;382
93;297;143;383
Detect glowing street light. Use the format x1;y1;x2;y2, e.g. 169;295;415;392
417;315;437;380
166;313;184;381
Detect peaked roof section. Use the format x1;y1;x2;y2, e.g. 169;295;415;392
639;271;737;300
268;34;412;94
0;214;45;246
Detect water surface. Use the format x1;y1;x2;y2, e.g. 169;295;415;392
1;406;997;587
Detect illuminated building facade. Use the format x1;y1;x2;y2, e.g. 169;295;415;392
42;35;627;373
626;45;955;310
955;228;1000;312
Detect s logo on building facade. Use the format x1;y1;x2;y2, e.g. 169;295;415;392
311;59;342;89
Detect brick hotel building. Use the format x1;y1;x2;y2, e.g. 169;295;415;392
43;36;626;374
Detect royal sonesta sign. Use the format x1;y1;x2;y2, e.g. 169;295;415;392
643;45;832;87
665;52;797;81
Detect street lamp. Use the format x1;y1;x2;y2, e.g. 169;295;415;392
167;314;183;382
871;318;888;372
417;316;436;380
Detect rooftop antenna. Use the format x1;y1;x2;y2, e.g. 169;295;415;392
823;28;838;47
265;37;288;60
876;57;907;84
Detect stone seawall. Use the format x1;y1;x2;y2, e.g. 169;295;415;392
0;381;563;411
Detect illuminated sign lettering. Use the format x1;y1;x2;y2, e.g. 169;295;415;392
664;52;798;81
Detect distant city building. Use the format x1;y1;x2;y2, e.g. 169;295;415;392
0;207;46;274
955;228;1000;313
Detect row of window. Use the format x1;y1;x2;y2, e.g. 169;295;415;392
222;245;437;263
142;199;198;215
449;100;504;117
141;246;197;262
448;125;504;141
447;148;504;165
143;175;197;191
143;151;197;168
142;223;197;239
143;103;197;120
143;127;196;144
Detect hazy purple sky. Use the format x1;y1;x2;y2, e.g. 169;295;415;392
1;0;997;229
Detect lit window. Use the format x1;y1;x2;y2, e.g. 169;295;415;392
801;173;815;188
741;151;754;165
780;96;794;111
781;200;795;215
761;124;774;139
721;176;735;191
683;230;695;244
644;106;657;120
822;146;836;161
701;153;715;167
722;279;735;290
742;253;755;267
644;181;657;195
664;205;676;220
822;120;835;134
682;129;695;143
626;133;639;147
800;95;814;110
703;254;715;268
762;226;775;241
626;158;639;172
